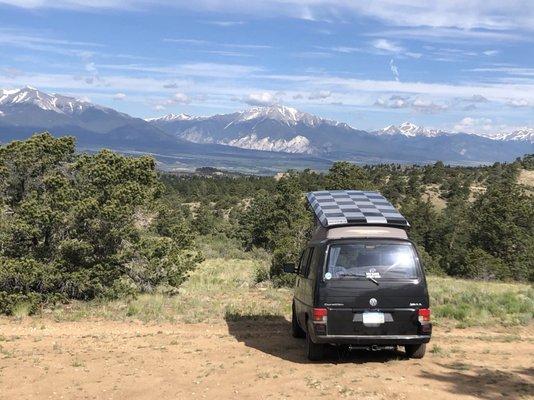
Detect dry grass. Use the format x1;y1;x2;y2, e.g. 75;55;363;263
42;257;533;330
428;276;533;327
48;257;291;324
518;169;534;192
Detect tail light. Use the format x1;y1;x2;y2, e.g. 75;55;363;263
312;308;328;323
418;308;431;324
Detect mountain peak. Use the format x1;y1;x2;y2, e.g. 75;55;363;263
146;113;195;122
234;104;328;128
376;122;445;138
495;127;534;143
0;86;95;114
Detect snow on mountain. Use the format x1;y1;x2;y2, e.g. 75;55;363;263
229;105;333;128
495;128;534;143
223;134;314;154
145;113;197;122
0;86;103;115
375;122;445;138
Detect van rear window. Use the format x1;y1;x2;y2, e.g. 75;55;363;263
326;241;419;280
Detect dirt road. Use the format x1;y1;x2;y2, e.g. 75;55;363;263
0;317;532;400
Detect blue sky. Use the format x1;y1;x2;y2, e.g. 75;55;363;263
0;1;533;134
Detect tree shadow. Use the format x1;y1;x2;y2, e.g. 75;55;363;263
224;313;406;364
421;362;533;400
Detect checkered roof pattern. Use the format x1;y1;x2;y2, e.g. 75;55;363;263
307;190;409;228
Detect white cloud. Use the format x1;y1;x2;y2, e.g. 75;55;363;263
242;92;280;106
368;27;526;44
375;95;448;113
203;20;245;27
411;98;448;113
308;90;331;100
373;39;403;53
389;59;399;82
3;1;533;32
375;95;410;109
113;92;126;100
173;92;190;104
483;50;499;56
454;117;494;133
507;98;532;107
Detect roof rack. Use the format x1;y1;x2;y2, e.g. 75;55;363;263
306;190;409;228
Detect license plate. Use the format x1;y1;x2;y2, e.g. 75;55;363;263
363;312;385;325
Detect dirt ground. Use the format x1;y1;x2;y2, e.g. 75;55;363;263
0;318;532;400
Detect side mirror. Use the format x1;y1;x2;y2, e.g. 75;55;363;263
282;263;296;274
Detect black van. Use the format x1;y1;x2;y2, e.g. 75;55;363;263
285;190;432;361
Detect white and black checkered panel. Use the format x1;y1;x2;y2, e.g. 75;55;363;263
307;190;408;227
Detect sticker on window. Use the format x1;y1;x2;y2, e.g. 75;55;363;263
366;270;381;279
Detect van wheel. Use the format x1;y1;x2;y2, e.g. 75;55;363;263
306;323;324;361
405;343;426;359
291;304;305;338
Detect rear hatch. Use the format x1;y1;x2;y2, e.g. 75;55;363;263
319;239;428;336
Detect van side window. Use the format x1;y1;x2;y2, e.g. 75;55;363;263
301;247;314;278
297;249;309;276
307;247;319;280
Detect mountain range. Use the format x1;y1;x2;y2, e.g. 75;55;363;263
0;86;532;172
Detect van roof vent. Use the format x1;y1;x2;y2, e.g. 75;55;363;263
307;190;409;228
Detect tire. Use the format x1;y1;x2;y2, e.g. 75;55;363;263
405;343;426;359
306;322;325;361
291;303;306;338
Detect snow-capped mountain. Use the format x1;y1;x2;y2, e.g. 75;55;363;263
148;105;354;154
1;87;531;166
495;128;534;143
0;86;174;145
375;122;445;138
228;105;338;128
146;113;200;122
223;134;312;154
0;86;105;115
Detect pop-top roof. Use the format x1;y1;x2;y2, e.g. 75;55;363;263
306;190;409;228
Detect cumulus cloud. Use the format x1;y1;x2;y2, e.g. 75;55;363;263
454;117;494;133
411;98;448;113
173;92;190;104
507;98;532;107
375;94;448;113
374;39;403;53
241;91;280;106
374;94;410;109
308;90;332;100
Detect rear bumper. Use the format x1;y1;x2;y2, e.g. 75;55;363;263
313;333;431;345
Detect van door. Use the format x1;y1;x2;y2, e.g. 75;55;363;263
295;247;318;329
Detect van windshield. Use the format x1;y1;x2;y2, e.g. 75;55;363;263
326;241;419;280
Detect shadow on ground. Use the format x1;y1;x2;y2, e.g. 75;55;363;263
224;313;407;364
420;363;533;400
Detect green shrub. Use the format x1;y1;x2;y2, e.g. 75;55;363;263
0;134;202;314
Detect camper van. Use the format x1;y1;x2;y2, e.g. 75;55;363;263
284;190;432;361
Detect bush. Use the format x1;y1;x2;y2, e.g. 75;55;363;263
0;134;202;314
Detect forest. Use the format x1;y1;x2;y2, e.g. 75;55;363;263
1;133;533;314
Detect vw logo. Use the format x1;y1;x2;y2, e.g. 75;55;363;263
369;298;378;307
